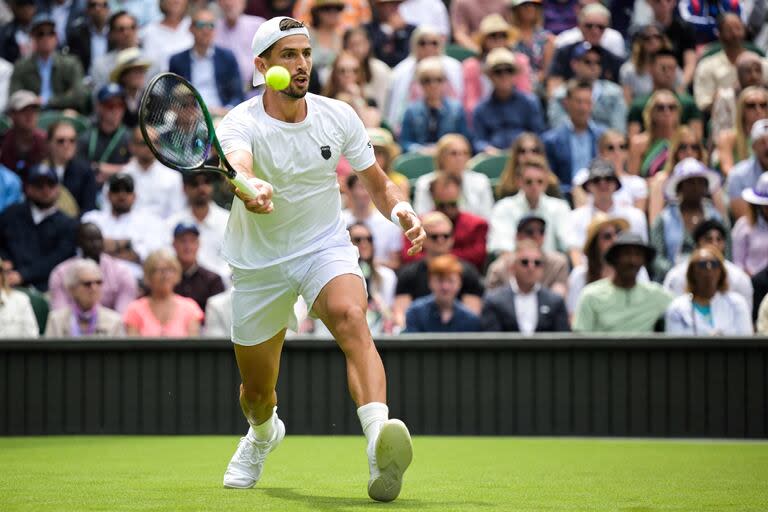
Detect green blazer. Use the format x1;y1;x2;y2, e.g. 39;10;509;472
10;53;88;112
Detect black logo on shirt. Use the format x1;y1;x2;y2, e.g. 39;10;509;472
320;145;331;160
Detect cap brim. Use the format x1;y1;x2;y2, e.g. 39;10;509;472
605;243;655;266
664;172;720;199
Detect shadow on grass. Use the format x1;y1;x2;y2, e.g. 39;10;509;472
261;486;492;510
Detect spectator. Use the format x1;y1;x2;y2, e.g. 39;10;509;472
45;0;85;44
495;132;561;200
367;127;409;199
404;173;488;270
91;11;147;94
394;211;484;327
553;0;625;59
0;90;47;175
541;0;577;35
413;134;494;220
306;0;345;85
542;80;605;191
620;23;674;105
65;0;111;75
450;0;507;52
574;232;673;333
566;159;648;266
758;293;768;334
364;0;416;69
754;263;768;323
546;3;624;95
46;120;97;214
0;163;78;291
45;258;124;337
665;247;752;335
733;174;768;276
400;57;471;154
9;13;88;112
462;13;533;117
49;222;138;314
139;0;193;74
82;173;169;279
650;158;728;281
342;26;392;112
343;173;403;269
77;84;132;185
322;51;381;128
123;248;203;336
482;240;569;333
165;172;231;281
204;288;232;337
626;49;703;141
548;42;627;132
473;47;545;155
403;254;481;333
728;119;768;220
485;214;569;297
0;160;23;214
693;13;768;114
0;56;11;112
215;0;265;92
168;8;244;116
398;0;451;38
292;0;372;33
385;26;463;134
350;222;397;334
171;222;225;313
506;0;555;92
646;0;696;89
110;47;151;128
567;213;651;316
0;0;38;63
663;219;753;310
488;156;571;254
0;257;39;338
120;127;184;219
627;89;680;178
716;85;768;176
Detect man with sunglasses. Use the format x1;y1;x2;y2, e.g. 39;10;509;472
65;0;111;75
481;239;569;333
0;0;38;63
364;0;416;68
169;7;244;117
9;12;88;111
554;0;625;59
90;11;151;93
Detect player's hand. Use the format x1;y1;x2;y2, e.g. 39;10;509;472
235;178;274;214
398;210;426;256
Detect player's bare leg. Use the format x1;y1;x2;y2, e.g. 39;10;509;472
313;274;413;502
223;329;287;489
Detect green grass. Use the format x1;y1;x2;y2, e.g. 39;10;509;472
0;436;766;511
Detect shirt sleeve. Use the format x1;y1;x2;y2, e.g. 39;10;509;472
341;103;376;172
217;104;254;155
123;301;143;333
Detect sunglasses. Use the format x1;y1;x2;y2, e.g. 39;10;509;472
54;137;76;144
518;146;541;155
33;30;56;38
521;227;544;237
110;186;133;193
338;66;359;74
446;149;470;156
700;234;724;244
491;66;517;76
427;233;452;241
351;235;373;244
694;260;721;270
193;20;215;29
524;178;545;186
518;258;544;267
485;31;508;40
418;39;440;47
420;76;445;85
79;279;103;288
187;178;212;188
435;201;458;209
604;143;627;151
581;58;601;66
599;230;620;241
88;1;108;7
677;143;701;152
744;101;768;110
590;176;616;185
113;24;137;32
641;33;663;41
584;22;607;31
654;103;678;112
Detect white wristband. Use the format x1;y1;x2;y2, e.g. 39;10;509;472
390;201;416;226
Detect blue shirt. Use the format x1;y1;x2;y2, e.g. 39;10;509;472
726;157;766;200
569;128;591;181
0;164;22;213
37;56;53;105
472;90;546;152
403;295;482;333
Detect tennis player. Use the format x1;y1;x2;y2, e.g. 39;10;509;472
217;17;425;502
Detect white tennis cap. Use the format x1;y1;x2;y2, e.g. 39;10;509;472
251;16;310;87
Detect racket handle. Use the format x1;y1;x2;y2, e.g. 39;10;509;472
230;173;260;198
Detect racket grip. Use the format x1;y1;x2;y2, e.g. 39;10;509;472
230;173;260;198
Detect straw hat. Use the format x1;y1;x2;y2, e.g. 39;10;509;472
367;127;401;160
473;14;514;48
583;213;629;254
109;47;152;83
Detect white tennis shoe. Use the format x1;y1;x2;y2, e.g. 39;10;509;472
367;419;413;502
223;418;285;489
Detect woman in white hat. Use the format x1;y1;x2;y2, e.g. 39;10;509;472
732;173;768;276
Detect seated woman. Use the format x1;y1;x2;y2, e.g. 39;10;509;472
627;89;681;178
400;56;472;154
123;248;203;336
495;131;561;200
323;51;381;128
619;24;677;105
342;26;392;113
307;0;345;85
506;0;553;93
732;174;768;276
665;247;752;335
45;259;123;337
0;258;38;338
712;85;768;175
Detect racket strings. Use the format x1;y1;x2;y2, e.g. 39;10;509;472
141;75;211;169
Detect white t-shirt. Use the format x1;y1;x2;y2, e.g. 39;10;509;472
120;158;185;220
217;93;376;269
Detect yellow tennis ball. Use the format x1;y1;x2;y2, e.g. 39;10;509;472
265;66;291;90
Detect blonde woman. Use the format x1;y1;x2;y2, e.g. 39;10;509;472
713;86;768;175
495;131;560;200
0;258;38;338
123;248;203;336
506;0;554;91
619;24;675;105
628;89;681;178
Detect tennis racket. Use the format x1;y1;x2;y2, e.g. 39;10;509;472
138;72;258;197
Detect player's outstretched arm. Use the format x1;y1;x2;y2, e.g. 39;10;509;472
227;149;275;214
358;163;426;256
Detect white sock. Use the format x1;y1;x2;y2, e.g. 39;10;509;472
248;407;277;442
357;402;389;448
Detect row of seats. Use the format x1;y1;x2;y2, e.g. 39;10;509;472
393;152;507;186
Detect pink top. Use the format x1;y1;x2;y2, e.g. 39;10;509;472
123;295;203;337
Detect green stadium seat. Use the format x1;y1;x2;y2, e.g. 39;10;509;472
0;115;10;136
38;110;91;134
392;152;434;182
470;155;508;186
16;287;50;335
445;43;477;62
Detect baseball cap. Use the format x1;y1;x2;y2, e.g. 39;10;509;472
29;12;56;33
571;41;599;60
97;83;126;103
750;118;768;141
507;0;542;7
24;162;58;184
108;173;134;192
7;90;41;112
173;222;200;238
517;213;546;232
250;16;310;87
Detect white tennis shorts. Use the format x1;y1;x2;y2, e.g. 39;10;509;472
230;242;364;346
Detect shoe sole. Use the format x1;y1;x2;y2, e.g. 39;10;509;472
368;419;413;502
223;420;286;490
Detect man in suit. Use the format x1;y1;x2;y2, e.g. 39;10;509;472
168;7;244;117
65;0;111;75
9;12;88;112
0;0;38;63
481;240;570;333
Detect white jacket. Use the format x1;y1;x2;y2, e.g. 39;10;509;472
665;292;753;336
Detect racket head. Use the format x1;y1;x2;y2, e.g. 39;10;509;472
139;73;233;178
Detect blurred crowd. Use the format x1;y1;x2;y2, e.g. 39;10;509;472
1;0;768;338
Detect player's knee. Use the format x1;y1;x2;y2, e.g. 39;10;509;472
240;384;274;408
332;303;367;333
